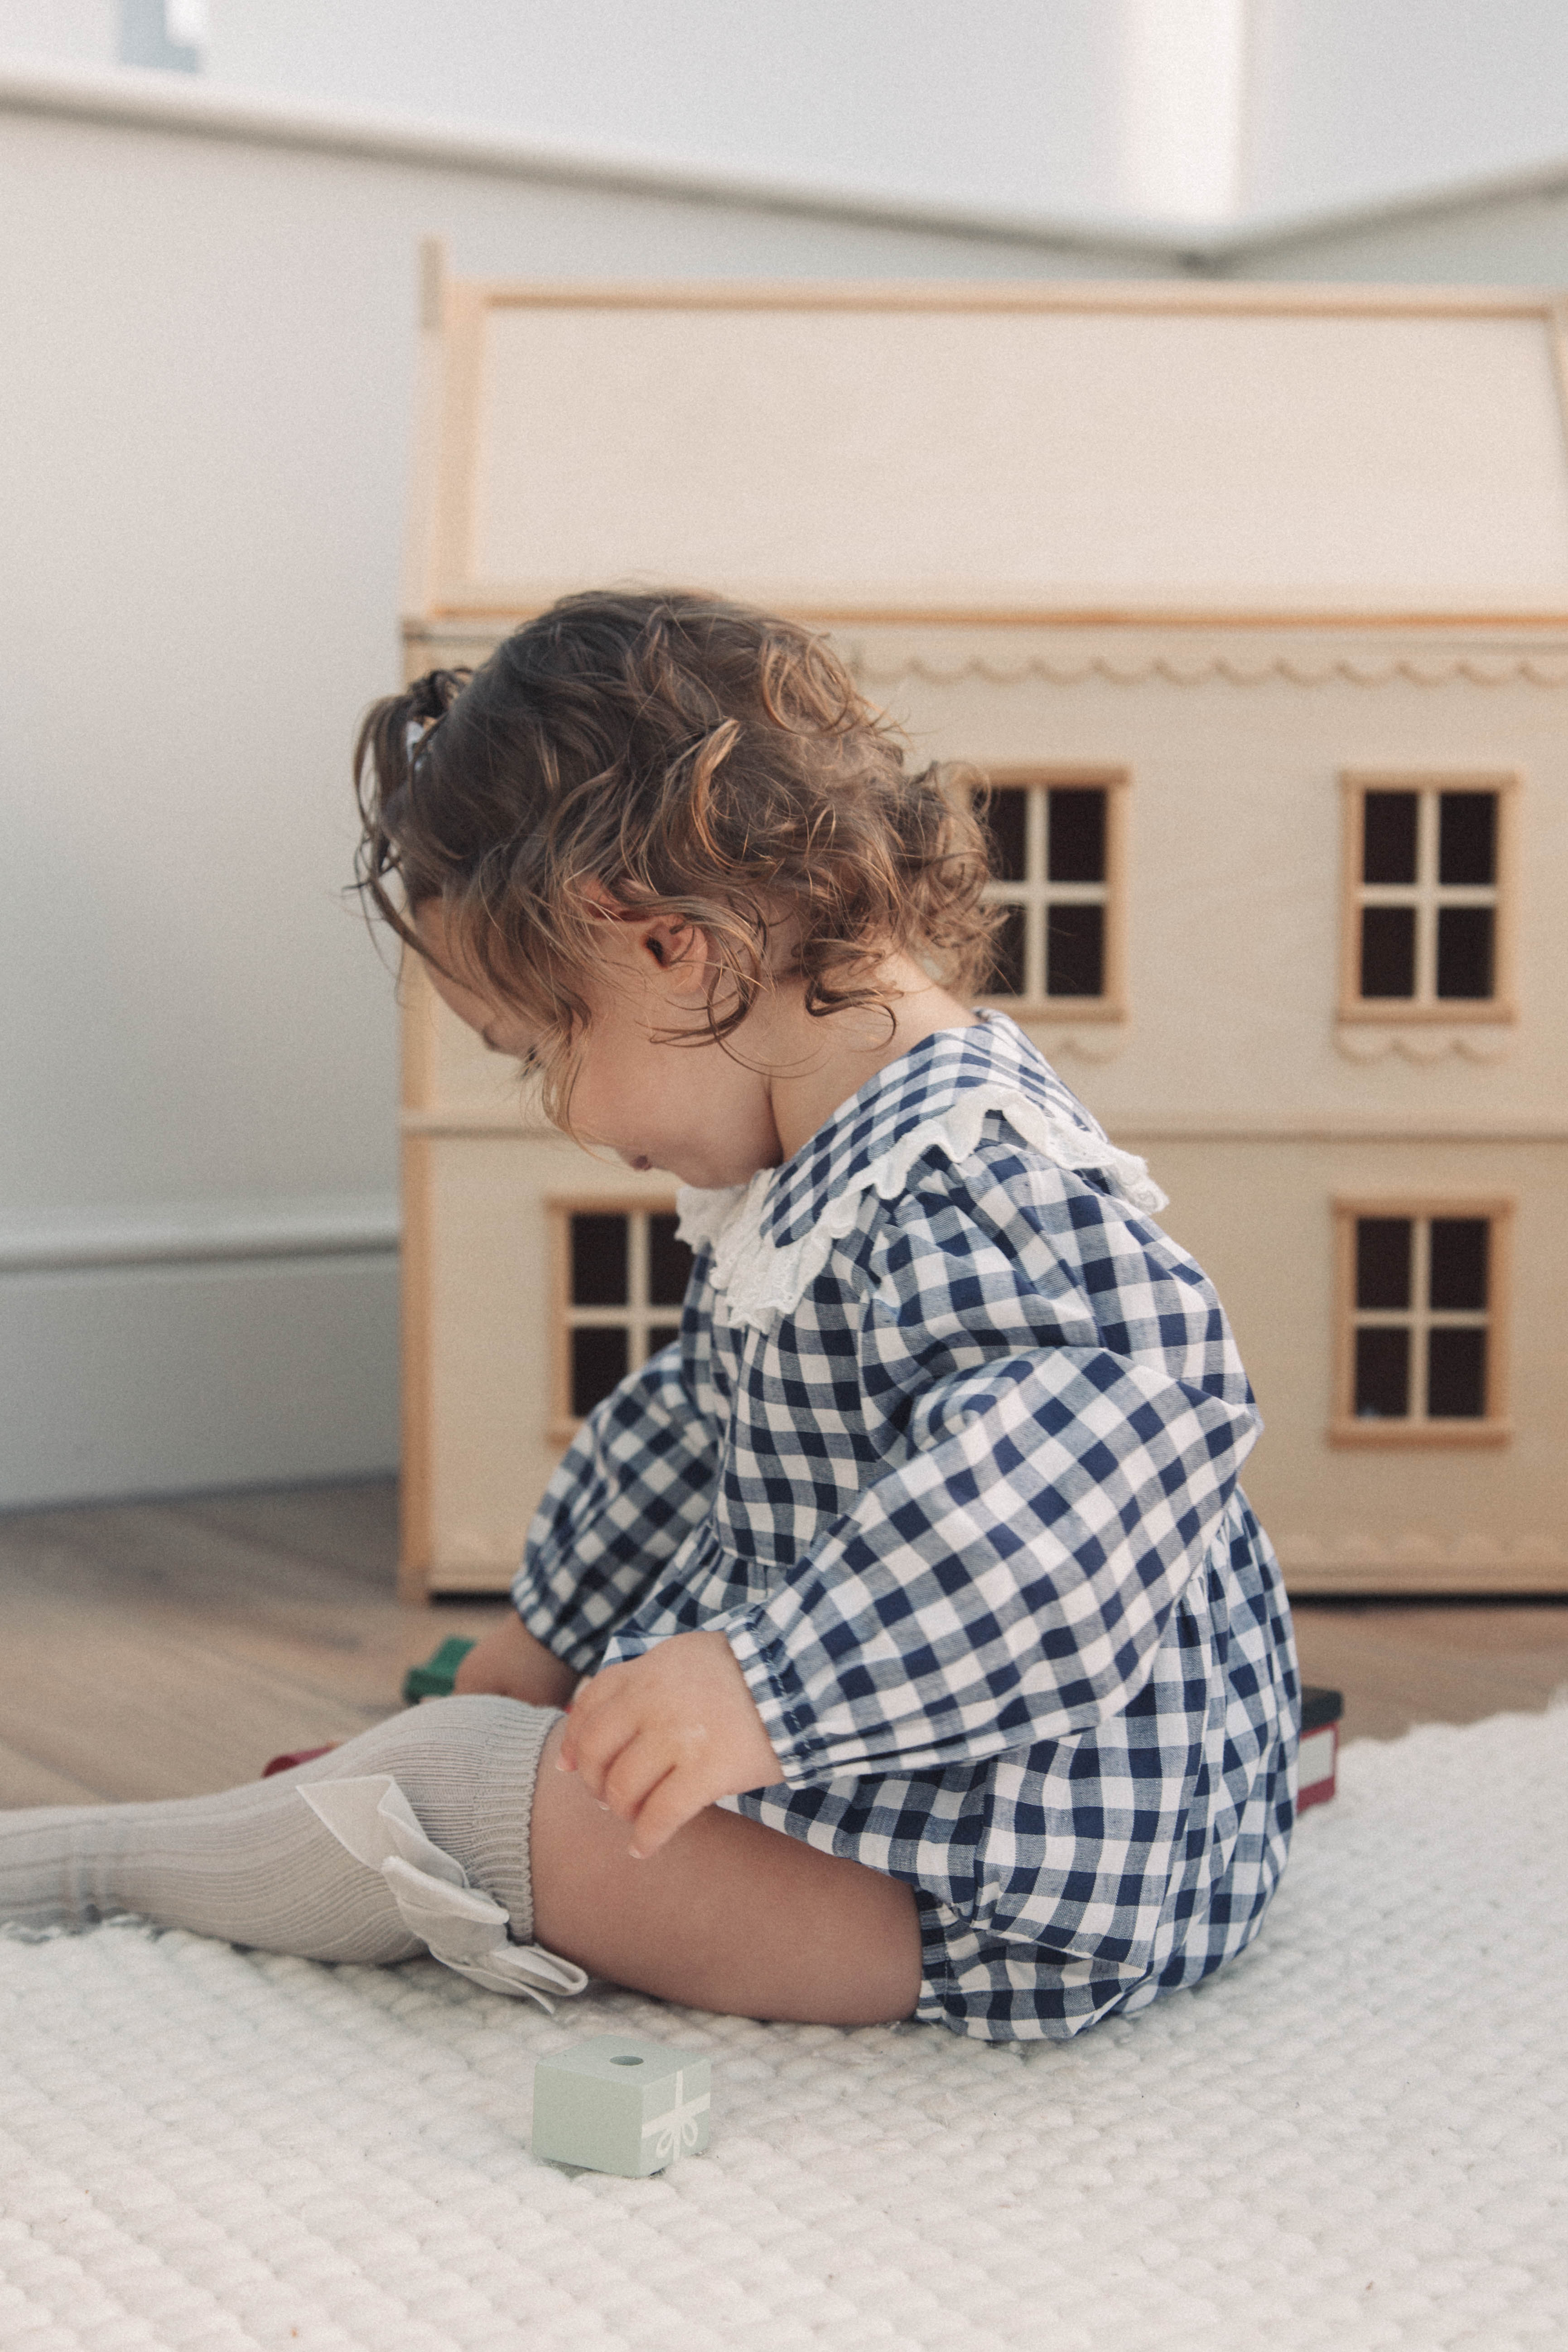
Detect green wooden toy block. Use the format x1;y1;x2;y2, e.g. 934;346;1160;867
531;2035;712;2175
400;1636;477;1705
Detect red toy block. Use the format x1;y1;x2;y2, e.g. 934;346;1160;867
1297;1686;1343;1812
261;1745;338;1779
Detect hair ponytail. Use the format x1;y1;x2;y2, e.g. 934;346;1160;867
352;668;471;960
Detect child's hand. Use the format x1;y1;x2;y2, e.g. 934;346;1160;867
557;1631;782;1860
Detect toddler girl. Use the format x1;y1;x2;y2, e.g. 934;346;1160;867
0;591;1298;2041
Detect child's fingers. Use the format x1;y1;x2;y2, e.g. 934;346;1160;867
602;1734;680;1824
623;1765;706;1861
559;1691;642;1803
559;1658;642;1761
555;1668;613;1776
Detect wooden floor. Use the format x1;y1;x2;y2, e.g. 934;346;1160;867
0;1480;1564;1805
0;1483;509;1805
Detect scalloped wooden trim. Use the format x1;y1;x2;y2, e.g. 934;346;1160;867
1021;1026;1130;1065
1333;1024;1516;1064
851;649;1568;688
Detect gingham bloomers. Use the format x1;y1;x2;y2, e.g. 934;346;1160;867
516;1011;1300;2041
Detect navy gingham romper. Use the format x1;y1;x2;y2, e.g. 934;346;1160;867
515;1012;1300;2041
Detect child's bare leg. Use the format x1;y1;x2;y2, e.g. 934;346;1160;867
531;1719;922;2027
0;1697;922;2028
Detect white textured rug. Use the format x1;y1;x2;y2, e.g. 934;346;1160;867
2;1708;1565;2352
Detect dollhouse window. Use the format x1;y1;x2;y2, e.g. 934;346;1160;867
554;1204;693;1428
977;771;1127;1017
1331;1200;1512;1446
1340;775;1517;1023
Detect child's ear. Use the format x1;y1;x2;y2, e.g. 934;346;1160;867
642;915;698;972
579;882;702;977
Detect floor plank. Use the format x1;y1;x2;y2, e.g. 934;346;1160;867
1;1481;1564;1804
0;1735;105;1808
1291;1600;1568;1745
0;1482;509;1803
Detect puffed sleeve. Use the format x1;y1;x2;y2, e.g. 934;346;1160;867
512;1283;721;1677
711;1153;1262;1782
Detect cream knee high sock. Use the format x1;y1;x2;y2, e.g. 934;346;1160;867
0;1696;560;1968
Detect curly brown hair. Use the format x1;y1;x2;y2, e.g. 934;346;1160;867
353;588;998;1120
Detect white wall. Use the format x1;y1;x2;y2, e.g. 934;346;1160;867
1245;0;1568;222
1233;181;1568;285
11;0;1568;240
0;0;1250;230
0;85;1170;1511
202;0;1138;224
0;0;112;64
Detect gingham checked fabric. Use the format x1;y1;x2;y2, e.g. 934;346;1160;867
517;1014;1299;2040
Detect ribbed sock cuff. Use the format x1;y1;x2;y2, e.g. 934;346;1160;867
464;1700;562;1946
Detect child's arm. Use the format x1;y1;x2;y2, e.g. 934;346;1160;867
454;1614;578;1708
511;1297;721;1677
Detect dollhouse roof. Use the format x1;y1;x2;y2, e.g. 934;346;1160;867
405;278;1568;627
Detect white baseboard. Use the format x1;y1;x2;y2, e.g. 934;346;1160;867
0;1201;400;1509
0;1196;400;1274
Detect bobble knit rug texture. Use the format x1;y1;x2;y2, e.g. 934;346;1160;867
1;1706;1564;2352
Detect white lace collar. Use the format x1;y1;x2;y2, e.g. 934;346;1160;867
675;1013;1165;1335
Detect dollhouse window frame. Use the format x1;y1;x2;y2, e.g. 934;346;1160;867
1329;1195;1514;1449
974;766;1130;1022
549;1195;689;1441
1336;771;1519;1027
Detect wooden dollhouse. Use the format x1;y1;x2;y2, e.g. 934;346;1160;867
397;255;1568;1598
